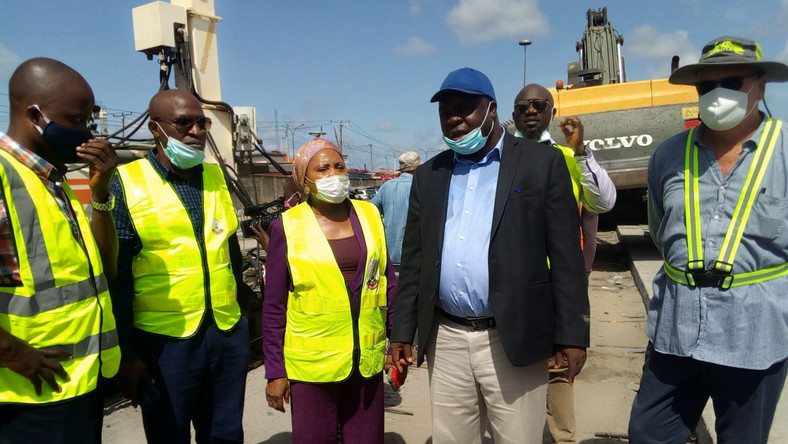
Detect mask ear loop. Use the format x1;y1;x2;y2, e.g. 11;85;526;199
153;121;169;148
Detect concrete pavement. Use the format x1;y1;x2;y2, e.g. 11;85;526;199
103;230;651;443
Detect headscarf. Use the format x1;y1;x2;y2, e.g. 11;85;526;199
292;138;342;190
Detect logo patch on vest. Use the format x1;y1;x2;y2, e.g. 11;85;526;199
212;218;224;234
365;258;380;290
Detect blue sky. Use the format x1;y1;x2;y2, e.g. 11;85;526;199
1;0;787;170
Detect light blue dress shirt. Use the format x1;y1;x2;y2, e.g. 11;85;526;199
647;117;788;370
437;132;504;318
370;172;413;265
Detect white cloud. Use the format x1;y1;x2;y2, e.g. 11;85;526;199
410;0;424;14
394;36;437;56
445;0;548;45
376;121;399;132
627;25;698;78
0;43;21;82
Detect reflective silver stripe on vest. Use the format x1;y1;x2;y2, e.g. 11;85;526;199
0;275;109;317
0;330;118;368
0;154;106;316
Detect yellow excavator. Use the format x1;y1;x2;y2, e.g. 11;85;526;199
542;8;700;221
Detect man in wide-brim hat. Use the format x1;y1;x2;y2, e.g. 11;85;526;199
629;36;788;444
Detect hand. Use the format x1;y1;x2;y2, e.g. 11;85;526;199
389;342;413;374
77;139;118;201
385;353;394;372
0;333;71;396
113;358;150;408
558;116;585;156
266;377;290;412
554;345;587;384
248;222;269;250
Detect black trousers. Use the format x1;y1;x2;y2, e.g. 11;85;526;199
629;343;788;444
0;386;103;444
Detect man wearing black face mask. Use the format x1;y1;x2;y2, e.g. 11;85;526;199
108;89;250;443
629;37;788;443
0;58;121;443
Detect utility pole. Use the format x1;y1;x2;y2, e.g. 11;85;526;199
338;121;344;153
369;144;373;172
308;127;326;139
112;111;133;146
274;109;280;151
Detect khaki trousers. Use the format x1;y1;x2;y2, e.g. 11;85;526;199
426;316;548;444
546;356;576;443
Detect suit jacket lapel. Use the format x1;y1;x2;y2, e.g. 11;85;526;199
431;151;454;255
492;133;522;236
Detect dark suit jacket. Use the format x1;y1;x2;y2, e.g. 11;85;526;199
391;132;589;367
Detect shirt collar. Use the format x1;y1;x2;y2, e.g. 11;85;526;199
147;147;203;180
0;132;63;183
695;115;769;153
453;124;505;166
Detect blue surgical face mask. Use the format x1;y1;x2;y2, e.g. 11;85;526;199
32;105;93;164
155;122;205;169
442;101;493;155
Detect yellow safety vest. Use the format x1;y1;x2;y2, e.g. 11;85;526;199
0;149;120;404
663;119;787;289
282;200;388;382
554;143;583;205
116;159;240;337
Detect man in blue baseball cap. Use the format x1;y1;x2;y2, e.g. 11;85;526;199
391;67;589;443
629;36;788;443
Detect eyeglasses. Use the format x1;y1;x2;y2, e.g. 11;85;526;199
514;99;550;113
155;115;212;133
695;76;754;96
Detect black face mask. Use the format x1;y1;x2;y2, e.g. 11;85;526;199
34;106;93;163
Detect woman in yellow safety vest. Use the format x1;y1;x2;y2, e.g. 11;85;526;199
262;139;399;443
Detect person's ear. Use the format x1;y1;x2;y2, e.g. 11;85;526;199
26;105;45;129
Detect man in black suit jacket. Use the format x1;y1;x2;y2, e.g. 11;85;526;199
390;67;589;443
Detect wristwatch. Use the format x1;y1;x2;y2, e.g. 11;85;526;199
90;194;115;212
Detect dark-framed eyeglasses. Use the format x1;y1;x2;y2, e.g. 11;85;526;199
695;76;754;96
154;115;212;133
514;99;550;113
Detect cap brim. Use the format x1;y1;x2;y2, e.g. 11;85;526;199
669;61;788;85
430;87;495;103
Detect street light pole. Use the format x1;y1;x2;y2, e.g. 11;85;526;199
284;123;305;158
519;39;532;86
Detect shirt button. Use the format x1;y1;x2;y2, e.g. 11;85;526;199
460;235;465;240
456;262;461;267
469;185;475;190
707;241;713;246
713;215;720;220
465;210;470;215
459;290;465;295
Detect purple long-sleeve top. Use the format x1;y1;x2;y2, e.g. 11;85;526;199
262;204;397;380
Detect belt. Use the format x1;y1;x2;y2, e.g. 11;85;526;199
438;308;496;331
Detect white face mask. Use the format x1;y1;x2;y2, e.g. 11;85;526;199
698;86;756;131
310;174;349;204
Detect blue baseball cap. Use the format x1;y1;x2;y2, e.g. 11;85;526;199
430;67;496;103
